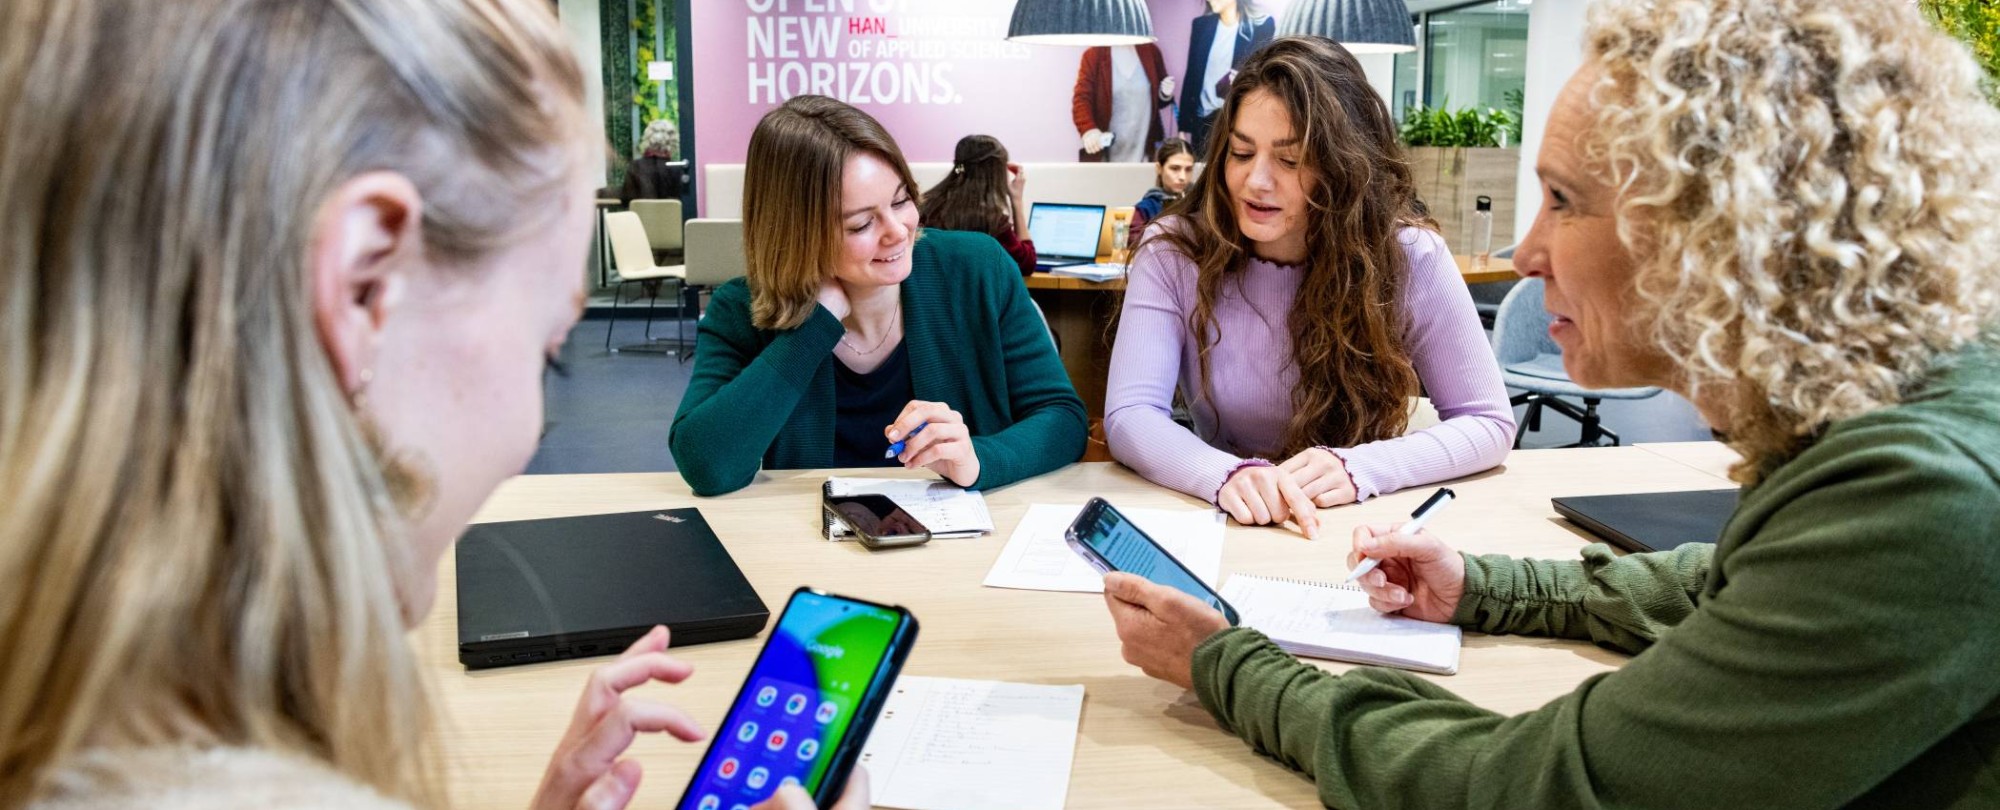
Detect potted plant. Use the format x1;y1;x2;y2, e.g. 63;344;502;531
1400;104;1521;255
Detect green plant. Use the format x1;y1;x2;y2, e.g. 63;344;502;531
1399;103;1518;148
1918;0;2000;104
629;0;677;147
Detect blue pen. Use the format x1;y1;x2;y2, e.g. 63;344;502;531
884;422;928;459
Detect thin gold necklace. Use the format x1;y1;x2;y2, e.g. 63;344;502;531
840;306;902;355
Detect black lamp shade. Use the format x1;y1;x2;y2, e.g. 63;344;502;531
1006;0;1154;46
1278;0;1417;54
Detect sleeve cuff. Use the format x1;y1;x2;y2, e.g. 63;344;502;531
1211;457;1274;505
1190;625;1265;731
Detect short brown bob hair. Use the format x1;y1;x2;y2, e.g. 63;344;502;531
742;95;920;330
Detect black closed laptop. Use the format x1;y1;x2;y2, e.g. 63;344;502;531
456;508;768;669
1551;489;1740;553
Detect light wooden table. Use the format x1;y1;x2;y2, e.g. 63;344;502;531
1637;441;1742;481
422;446;1736;808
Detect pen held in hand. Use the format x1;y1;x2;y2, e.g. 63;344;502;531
884;421;929;459
1343;488;1455;584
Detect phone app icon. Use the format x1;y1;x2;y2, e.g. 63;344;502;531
746;767;769;790
717;758;740;780
796;738;820;761
735;721;759;743
765;729;789;752
697;796;720;810
780;776;801;789
755;686;778;707
814;700;838;724
730;805;749;810
784;693;809;715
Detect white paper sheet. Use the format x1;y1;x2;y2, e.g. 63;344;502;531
980;503;1223;593
858;676;1085;810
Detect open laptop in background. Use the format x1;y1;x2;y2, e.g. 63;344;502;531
1028;202;1106;270
1551;489;1739;553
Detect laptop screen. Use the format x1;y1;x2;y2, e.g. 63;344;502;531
1028;203;1106;261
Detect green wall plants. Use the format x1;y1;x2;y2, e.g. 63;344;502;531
1918;0;2000;103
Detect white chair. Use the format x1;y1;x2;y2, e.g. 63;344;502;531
629;198;683;264
603;210;688;355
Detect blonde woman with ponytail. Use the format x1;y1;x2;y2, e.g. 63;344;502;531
0;1;860;809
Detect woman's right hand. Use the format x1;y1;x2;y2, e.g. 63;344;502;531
1006;162;1027;199
1216;464;1320;539
1347;524;1466;623
532;626;705;810
816;277;851;321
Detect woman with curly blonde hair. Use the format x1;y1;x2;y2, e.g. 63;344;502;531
1100;0;2000;806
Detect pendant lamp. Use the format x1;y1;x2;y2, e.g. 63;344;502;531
1005;0;1154;46
1277;0;1418;54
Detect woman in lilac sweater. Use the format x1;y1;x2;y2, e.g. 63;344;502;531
1106;37;1513;534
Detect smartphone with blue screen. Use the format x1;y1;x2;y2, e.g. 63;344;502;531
676;588;917;810
1065;497;1240;626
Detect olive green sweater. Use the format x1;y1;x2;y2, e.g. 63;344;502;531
669;229;1087;496
1192;347;2000;809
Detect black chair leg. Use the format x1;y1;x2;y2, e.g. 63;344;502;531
641;281;659;342
604;279;628;351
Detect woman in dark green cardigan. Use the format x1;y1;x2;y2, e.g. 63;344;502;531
1102;1;2000;807
670;96;1086;496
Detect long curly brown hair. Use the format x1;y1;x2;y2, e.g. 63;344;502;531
1155;36;1427;458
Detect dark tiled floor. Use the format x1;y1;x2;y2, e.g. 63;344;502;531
528;318;1715;475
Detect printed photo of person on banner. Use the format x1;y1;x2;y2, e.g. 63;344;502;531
1178;0;1275;154
1071;44;1176;162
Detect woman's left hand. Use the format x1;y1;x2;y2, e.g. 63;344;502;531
1102;572;1230;690
1279;447;1358;508
887;401;981;487
1006;162;1027;200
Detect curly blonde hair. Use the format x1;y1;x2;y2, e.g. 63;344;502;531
1584;0;2000;484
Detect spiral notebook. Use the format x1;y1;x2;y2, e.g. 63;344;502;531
821;477;995;540
1219;574;1462;675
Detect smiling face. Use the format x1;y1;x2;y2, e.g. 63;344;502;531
1159;152;1196;195
1224;89;1314;264
830;151;919;290
1512;64;1675;390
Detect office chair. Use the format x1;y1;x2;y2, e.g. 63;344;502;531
1469;244;1519;330
603;210;688;355
1491;277;1660;447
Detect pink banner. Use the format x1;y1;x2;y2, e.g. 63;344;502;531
690;0;1297;212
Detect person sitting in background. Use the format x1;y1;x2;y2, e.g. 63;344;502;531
917;135;1038;277
1130;138;1196;237
1107;37;1514;534
670;97;1086;496
0;1;860;809
619;117;683;205
1104;1;2000;806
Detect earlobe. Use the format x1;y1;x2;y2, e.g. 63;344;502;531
306;172;423;399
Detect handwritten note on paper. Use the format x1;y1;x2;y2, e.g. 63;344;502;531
980;503;1224;593
858;676;1085;810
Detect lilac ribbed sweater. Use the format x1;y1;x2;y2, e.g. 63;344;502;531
1104;220;1515;503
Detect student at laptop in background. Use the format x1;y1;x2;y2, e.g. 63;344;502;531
672;97;1086;496
1105;38;1514;533
0;2;863;809
918;135;1038;277
1103;2;2000;805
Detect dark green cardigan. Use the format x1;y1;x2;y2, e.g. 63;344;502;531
1192;345;2000;809
669;229;1087;496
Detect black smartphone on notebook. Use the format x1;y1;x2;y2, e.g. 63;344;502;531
823;492;933;548
675;588;918;810
1065;497;1240;626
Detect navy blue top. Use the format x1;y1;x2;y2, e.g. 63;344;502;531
831;341;913;468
